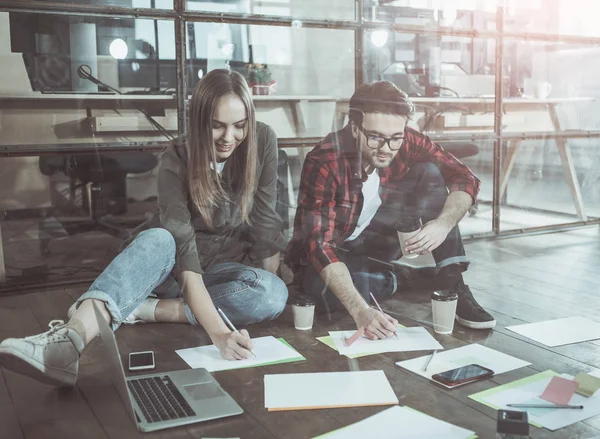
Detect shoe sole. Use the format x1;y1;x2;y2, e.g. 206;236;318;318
0;346;76;387
455;315;497;330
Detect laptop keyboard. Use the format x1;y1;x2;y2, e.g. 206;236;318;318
128;376;196;424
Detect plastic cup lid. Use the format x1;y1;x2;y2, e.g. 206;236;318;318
431;291;458;301
292;296;315;307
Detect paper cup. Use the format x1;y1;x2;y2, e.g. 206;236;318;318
431;291;458;335
396;217;422;259
292;297;315;330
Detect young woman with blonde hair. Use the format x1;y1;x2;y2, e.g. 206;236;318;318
0;69;288;387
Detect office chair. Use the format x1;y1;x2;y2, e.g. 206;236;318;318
38;151;158;253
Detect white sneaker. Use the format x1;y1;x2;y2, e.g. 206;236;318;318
67;300;153;325
0;320;84;387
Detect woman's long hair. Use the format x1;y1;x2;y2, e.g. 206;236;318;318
187;69;257;229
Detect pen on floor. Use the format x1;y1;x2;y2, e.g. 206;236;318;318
217;307;256;358
369;292;399;340
507;404;584;409
423;350;437;372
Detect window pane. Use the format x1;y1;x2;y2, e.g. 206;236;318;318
2;13;177;146
186;0;356;21
23;0;173;8
364;31;497;134
369;0;498;31
499;39;600;231
187;24;355;138
505;0;600;37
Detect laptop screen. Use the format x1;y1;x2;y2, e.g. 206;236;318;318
92;302;139;425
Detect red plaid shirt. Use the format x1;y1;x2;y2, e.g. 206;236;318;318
284;126;480;275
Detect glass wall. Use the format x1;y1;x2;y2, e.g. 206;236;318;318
498;39;600;231
1;1;599;288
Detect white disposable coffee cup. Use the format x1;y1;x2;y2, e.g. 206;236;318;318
431;291;458;335
292;297;315;330
396;217;422;259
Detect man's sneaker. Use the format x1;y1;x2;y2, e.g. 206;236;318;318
0;320;83;386
454;284;496;329
67;301;147;325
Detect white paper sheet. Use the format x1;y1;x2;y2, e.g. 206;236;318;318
313;406;475;439
264;370;398;411
396;344;531;389
175;336;304;372
473;372;600;431
329;326;443;357
506;317;600;347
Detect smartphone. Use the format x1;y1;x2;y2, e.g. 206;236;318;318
128;351;155;371
432;364;494;387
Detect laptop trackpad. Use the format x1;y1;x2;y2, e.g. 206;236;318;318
184;382;226;401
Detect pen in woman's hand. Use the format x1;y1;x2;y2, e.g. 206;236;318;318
217;307;256;357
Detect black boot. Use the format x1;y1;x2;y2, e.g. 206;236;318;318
452;278;496;329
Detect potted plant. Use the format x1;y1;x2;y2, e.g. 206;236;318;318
245;63;276;95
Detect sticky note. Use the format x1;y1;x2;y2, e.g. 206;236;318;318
343;328;365;347
575;372;600;397
540;376;579;405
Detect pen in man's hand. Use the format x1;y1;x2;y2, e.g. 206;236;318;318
369;292;399;340
217;307;256;357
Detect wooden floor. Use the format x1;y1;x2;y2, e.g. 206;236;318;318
1;227;600;439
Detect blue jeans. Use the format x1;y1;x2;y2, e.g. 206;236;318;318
76;228;288;330
302;162;469;312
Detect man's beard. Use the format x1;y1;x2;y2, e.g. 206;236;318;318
366;150;394;168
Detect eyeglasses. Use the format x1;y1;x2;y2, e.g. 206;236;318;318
357;125;405;151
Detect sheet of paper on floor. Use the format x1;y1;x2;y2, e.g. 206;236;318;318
396;344;531;389
506;317;600;347
176;336;304;372
312;405;477;439
264;370;398;411
470;370;600;431
317;324;406;359
328;326;443;357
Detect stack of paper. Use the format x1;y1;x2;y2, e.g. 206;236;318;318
321;326;443;358
396;344;530;389
470;370;600;431
175;336;304;372
264;370;398;411
312;406;476;439
506;317;600;347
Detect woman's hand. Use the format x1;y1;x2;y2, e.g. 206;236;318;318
211;330;254;360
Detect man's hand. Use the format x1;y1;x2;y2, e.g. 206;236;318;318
211;330;254;360
404;219;452;255
354;307;398;340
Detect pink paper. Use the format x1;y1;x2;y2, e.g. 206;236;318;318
540;376;579;405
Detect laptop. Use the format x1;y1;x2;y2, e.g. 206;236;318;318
92;302;243;432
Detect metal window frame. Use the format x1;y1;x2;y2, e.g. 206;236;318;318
0;0;598;241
